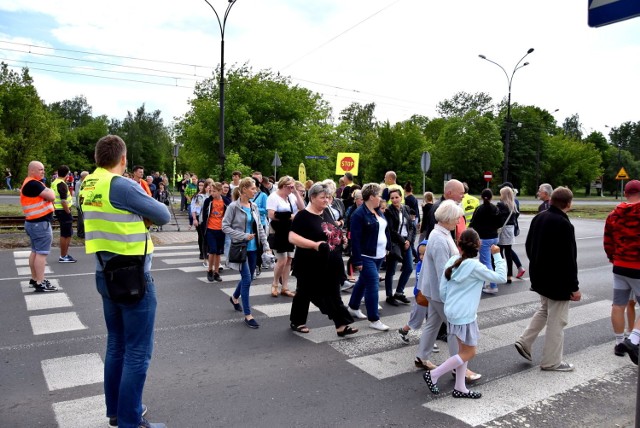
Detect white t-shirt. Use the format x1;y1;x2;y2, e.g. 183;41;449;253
266;192;299;214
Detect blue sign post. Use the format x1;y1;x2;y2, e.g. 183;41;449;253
589;0;640;27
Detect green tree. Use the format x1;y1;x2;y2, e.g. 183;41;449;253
46;96;109;173
0;63;58;180
431;111;503;193
364;120;428;186
112;105;172;175
543;134;602;190
176;65;338;180
437;91;494;119
609;122;640;161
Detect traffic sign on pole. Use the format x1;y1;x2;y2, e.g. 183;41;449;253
616;167;629;180
588;0;640;27
483;171;493;182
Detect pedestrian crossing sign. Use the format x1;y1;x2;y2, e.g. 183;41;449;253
616;167;629;180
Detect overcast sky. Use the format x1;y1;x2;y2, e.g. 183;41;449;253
0;0;639;138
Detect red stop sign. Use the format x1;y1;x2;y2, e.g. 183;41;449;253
340;156;355;171
483;171;493;182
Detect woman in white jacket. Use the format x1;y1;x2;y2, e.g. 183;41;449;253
423;228;506;399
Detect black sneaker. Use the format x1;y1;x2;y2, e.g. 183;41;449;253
614;342;626;357
29;279;37;288
207;270;214;282
34;280;57;292
394;293;411;305
385;296;399;306
620;338;639;365
109;404;148;427
213;272;222;282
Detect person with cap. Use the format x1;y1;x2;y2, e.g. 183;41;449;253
515;186;580;372
604;179;640;364
537;183;553;212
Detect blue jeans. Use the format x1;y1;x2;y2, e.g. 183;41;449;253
480;237;499;288
348;257;382;322
233;251;257;316
384;246;414;297
97;271;157;428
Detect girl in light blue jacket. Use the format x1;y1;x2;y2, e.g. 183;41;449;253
423;228;506;399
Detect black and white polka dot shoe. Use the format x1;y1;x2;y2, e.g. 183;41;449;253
452;389;482;399
423;370;439;395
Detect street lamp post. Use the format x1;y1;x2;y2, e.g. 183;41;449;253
204;0;238;180
479;48;534;183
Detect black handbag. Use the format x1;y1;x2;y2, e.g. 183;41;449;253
389;242;404;262
229;241;248;263
98;237;147;304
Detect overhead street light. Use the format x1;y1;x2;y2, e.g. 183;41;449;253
204;0;238;180
479;48;534;183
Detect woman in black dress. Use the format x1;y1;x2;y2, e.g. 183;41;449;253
288;183;358;337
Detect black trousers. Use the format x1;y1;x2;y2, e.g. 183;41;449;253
290;273;354;328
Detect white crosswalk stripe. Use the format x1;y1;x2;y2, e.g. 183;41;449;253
8;243;628;427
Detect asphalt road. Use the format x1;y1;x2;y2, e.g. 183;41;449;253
0;215;637;427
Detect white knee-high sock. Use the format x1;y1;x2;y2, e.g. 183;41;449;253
431;354;464;383
454;361;469;393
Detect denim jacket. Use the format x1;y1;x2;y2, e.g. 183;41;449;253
350;204;391;268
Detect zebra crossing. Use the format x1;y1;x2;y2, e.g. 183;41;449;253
7;243;635;427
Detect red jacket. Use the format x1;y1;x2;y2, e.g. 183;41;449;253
604;201;640;269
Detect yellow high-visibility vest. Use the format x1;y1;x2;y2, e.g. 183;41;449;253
51;178;73;210
462;193;479;224
80;168;152;255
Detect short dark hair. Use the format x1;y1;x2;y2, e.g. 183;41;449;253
57;165;70;177
132;165;144;173
232;170;242;177
95;135;126;168
550;187;573;210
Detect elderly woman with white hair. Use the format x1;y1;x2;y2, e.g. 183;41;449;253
414;200;482;382
288;183;358;336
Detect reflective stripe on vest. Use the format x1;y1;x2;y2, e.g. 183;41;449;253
52;178;73;210
20;177;54;220
80;168;153;255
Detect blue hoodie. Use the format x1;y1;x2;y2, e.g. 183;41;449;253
413;239;428;296
439;253;507;325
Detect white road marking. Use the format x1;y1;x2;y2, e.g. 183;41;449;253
346;300;612;380
17;265;52;276
41;353;104;391
29;312;87;335
24;293;73;311
424;342;631;426
53;395;106;428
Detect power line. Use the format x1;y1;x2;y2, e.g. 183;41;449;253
0;45;211;79
4;63;194;89
281;0;403;70
0;40;216;70
2;57;201;83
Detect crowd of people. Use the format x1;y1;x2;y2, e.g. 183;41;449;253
17;133;640;426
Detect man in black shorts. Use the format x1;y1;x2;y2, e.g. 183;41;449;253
52;165;77;263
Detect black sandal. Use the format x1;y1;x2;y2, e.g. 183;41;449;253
337;325;359;337
290;323;310;333
423;370;439;395
452;389;482;399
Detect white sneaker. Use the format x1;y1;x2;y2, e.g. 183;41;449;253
348;307;367;320
433;343;440;353
482;286;498;295
378;304;383;311
340;280;355;291
370;320;390;331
